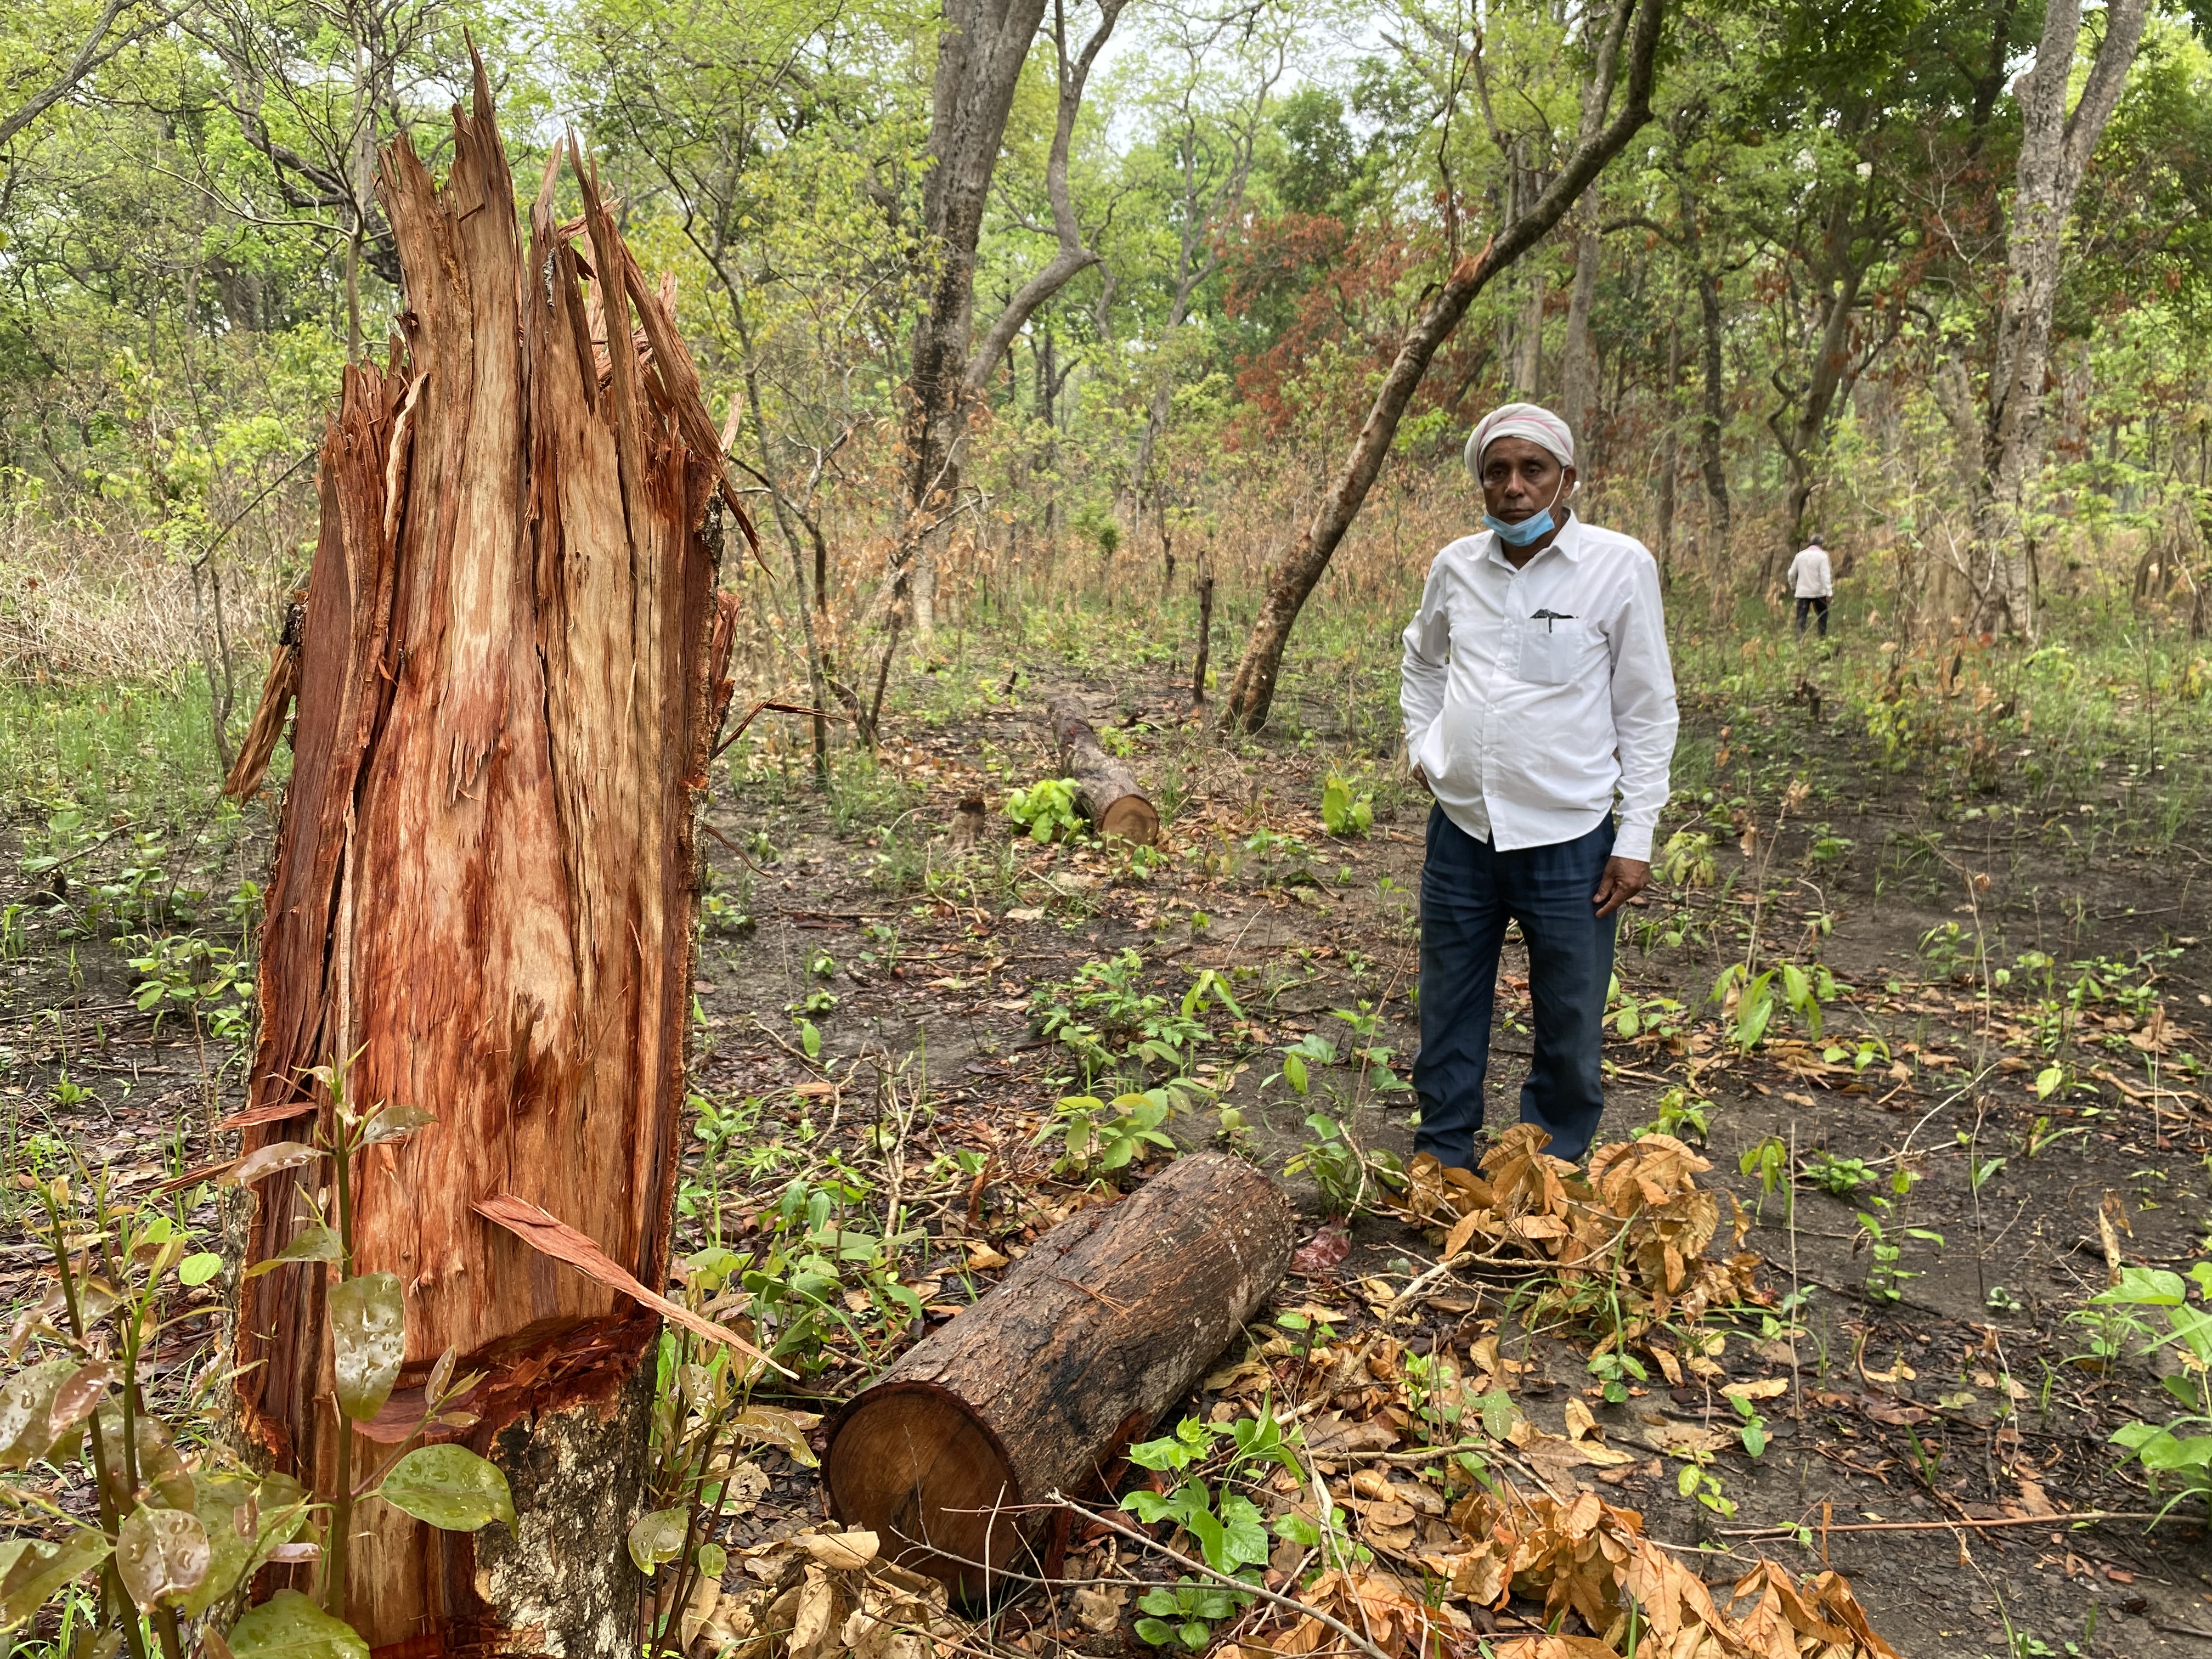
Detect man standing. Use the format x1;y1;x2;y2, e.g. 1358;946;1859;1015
1400;403;1677;1169
1787;535;1833;636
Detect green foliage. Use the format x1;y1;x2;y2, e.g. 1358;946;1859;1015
0;1058;489;1650
1655;830;1716;889
2091;1263;2212;1517
1635;1085;1712;1145
1122;1404;1306;1646
1028;950;1244;1084
1284;1111;1402;1218
1801;1151;1875;1198
1319;775;1372;837
1037;1089;1178;1177
1006;778;1084;842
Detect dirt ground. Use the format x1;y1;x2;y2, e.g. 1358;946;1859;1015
5;640;2212;1658
687;654;2212;1659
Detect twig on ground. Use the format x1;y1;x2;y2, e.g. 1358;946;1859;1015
1720;1510;2168;1541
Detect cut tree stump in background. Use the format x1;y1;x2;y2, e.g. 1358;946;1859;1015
823;1153;1295;1599
1046;694;1159;845
231;64;751;1652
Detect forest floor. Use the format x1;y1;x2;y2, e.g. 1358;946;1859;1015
4;616;2212;1657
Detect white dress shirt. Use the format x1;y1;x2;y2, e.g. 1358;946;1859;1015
1400;514;1678;863
1787;545;1833;597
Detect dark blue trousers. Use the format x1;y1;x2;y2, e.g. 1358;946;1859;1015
1413;806;1616;1167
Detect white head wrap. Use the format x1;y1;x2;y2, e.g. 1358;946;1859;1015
1463;402;1576;480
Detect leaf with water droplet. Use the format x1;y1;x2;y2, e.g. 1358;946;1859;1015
376;1445;515;1533
329;1273;404;1421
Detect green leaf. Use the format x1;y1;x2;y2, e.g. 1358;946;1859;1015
1180;1497;1228;1571
2092;1267;2188;1307
1179;1621;1212;1649
1282;1052;1308;1095
728;1406;820;1468
116;1505;212;1610
1739;1421;1768;1458
2135;1430;2212;1473
377;1445;516;1533
360;1105;436;1147
178;1470;306;1618
628;1506;690;1575
178;1251;224;1287
225;1589;369;1659
329;1272;405;1421
1133;1618;1178;1646
226;1141;325;1187
1473;1387;1517;1440
1;1528;112;1623
1217;1493;1269;1568
0;1358;75;1469
94;1404;193;1509
245;1224;343;1279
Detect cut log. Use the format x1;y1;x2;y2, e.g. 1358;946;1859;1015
231;63;751;1652
824;1152;1295;1600
1046;694;1159;845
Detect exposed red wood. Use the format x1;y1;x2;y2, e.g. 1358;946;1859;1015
234;60;752;1647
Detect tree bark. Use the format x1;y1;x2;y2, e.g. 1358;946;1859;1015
1558;224;1601;447
1220;0;1666;733
1047;695;1159;844
1655;323;1680;584
232;70;744;1652
1967;0;2147;638
1192;572;1215;704
824;1153;1295;1600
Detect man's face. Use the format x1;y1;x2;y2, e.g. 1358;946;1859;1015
1480;436;1575;522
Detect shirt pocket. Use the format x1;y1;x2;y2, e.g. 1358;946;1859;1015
1515;617;1598;685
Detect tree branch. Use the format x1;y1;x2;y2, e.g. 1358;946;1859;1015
963;0;1127;390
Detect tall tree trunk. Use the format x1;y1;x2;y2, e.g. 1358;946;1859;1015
1558;224;1601;445
1676;204;1730;558
1509;273;1546;396
1656;321;1680;584
896;0;1126;644
232;74;743;1651
1967;0;2147;638
1220;0;1666;732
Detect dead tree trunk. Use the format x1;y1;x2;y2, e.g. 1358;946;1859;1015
1047;695;1159;844
230;68;749;1652
824;1153;1294;1599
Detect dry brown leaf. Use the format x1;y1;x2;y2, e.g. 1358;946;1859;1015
1721;1378;1790;1402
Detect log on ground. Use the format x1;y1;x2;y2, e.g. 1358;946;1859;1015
1046;694;1159;845
824;1152;1295;1600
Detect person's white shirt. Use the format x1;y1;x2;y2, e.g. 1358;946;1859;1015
1787;544;1833;598
1400;514;1678;864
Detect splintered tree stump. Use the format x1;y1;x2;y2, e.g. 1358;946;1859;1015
1046;694;1159;845
230;64;751;1652
825;1153;1295;1599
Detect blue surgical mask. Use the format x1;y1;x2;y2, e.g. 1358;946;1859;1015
1485;507;1555;546
1483;468;1570;546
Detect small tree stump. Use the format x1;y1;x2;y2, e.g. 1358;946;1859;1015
824;1152;1294;1599
1046;695;1159;845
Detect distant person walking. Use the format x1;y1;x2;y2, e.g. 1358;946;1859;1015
1400;402;1678;1169
1788;535;1833;637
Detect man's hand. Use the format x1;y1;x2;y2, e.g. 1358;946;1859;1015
1412;764;1434;797
1593;857;1650;918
